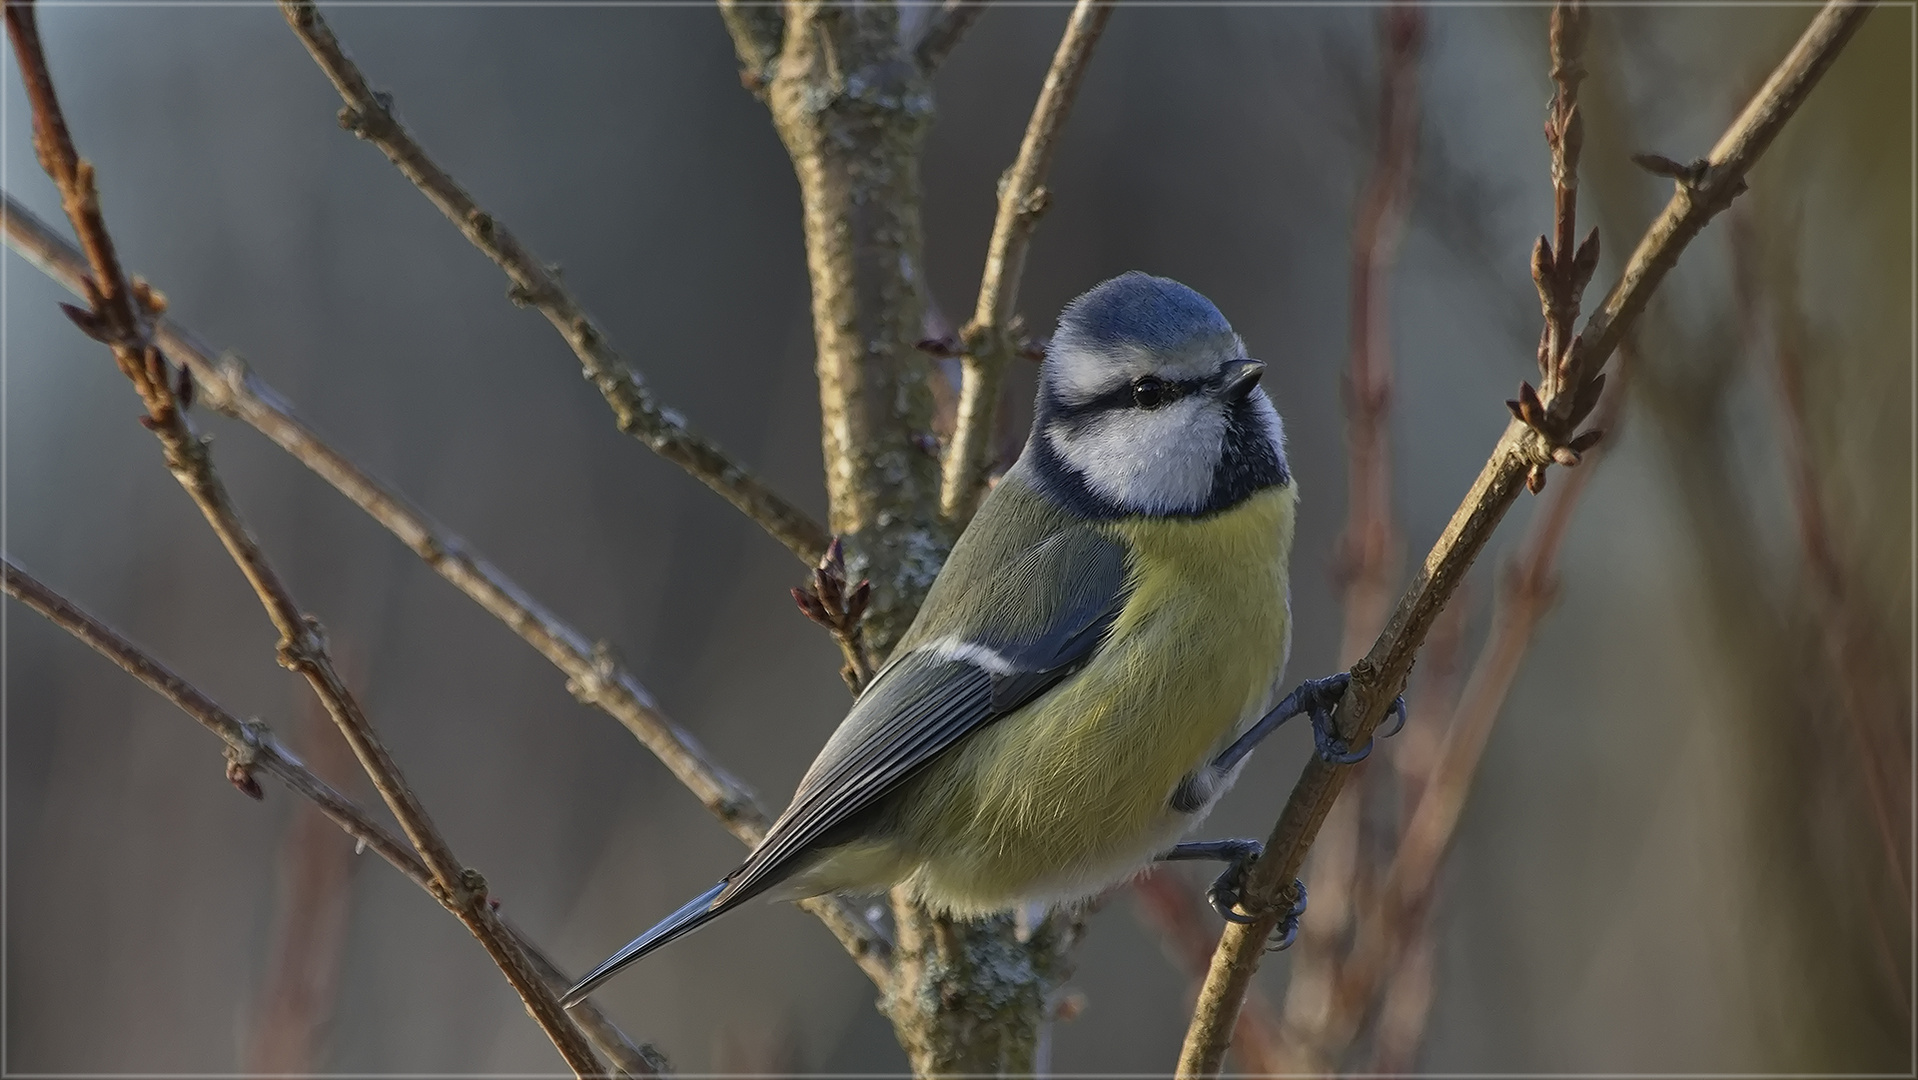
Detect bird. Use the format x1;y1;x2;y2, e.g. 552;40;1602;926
561;271;1401;1007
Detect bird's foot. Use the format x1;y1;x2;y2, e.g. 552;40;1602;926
1266;879;1308;952
1291;673;1407;765
1201;840;1266;924
1182;841;1307;950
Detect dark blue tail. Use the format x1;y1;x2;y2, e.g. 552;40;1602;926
561;880;728;1006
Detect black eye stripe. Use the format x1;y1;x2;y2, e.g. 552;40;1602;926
1060;376;1211;417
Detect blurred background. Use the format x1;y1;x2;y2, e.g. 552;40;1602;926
3;3;1909;1074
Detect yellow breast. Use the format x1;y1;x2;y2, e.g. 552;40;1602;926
899;484;1297;913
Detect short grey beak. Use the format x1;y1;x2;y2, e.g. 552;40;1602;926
1219;359;1266;402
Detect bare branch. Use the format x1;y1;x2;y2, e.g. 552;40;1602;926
0;191;894;989
914;0;989;73
938;0;1113;524
275;0;830;567
1175;3;1874;1074
2;8;602;1070
0;557;664;1077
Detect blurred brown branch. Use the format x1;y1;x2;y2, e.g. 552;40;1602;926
0;557;664;1077
938;0;1113;524
1326;355;1633;1071
274;0;831;569
1132;869;1286;1075
246;693;361;1076
1761;225;1911;908
0;191;895;991
1175;3;1874;1074
2;5;602;1071
1278;9;1423;1070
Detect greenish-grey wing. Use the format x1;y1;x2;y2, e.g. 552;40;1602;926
716;479;1130;908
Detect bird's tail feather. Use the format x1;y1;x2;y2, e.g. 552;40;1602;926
561;880;728;1006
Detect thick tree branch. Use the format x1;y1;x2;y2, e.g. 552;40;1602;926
914;0;989;73
0;192;893;990
3;8;602;1070
275;0;830;568
0;557;664;1077
1174;3;1873;1074
937;0;1112;525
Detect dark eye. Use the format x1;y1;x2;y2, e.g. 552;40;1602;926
1132;376;1168;409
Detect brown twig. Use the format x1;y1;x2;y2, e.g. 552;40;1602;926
1532;1;1597;434
792;537;877;693
2;8;602;1071
0;192;894;990
274;0;830;568
915;0;990;73
0;557;664;1077
938;0;1113;524
1174;4;1873;1074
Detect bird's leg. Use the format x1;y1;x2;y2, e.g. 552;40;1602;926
1211;672;1408;770
1158;839;1307;951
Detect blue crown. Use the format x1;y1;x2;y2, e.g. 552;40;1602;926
1054;272;1234;354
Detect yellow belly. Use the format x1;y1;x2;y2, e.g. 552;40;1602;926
892;485;1296;914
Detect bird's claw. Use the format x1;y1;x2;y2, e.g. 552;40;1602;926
1205;840;1264;924
1205;848;1307;951
1266;879;1308;952
1297;673;1406;765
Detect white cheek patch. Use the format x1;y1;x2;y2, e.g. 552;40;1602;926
1045;395;1225;514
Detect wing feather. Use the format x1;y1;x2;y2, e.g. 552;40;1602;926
717;470;1131;908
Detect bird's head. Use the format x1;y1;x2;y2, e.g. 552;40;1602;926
1030;271;1288;518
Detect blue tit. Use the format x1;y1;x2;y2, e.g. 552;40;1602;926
563;271;1399;1007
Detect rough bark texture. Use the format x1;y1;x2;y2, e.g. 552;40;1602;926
765;2;950;656
738;5;1076;1074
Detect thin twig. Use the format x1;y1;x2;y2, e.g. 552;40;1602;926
275;0;830;567
938;0;1113;524
0;191;895;989
792;537;877;693
1535;1;1595;423
2;9;600;1071
0;557;664;1077
915;0;989;73
1174;4;1873;1074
